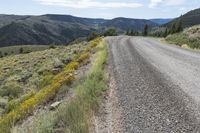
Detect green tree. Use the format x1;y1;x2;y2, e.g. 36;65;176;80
0;51;3;58
169;19;183;34
4;52;8;56
126;29;130;35
143;24;148;36
176;20;183;33
130;29;134;36
163;28;169;37
87;31;99;41
104;28;117;36
170;23;176;34
19;47;24;54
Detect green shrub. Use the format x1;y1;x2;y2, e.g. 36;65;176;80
87;32;99;41
12;38;106;133
5;91;36;113
188;38;200;49
49;45;56;49
19;48;24;54
104;28;117;36
0;82;23;98
57;40;107;132
166;33;200;49
38;73;54;88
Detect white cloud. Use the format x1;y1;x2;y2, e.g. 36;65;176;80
165;0;186;6
179;7;185;11
35;0;143;9
149;0;163;8
149;0;186;8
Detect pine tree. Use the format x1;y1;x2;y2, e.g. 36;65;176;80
170;23;176;34
126;29;130;35
143;24;148;36
164;28;168;37
130;29;134;36
19;47;24;54
0;51;3;58
176;20;183;33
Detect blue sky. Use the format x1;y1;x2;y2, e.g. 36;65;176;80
0;0;199;19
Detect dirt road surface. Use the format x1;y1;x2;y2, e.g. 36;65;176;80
105;36;200;133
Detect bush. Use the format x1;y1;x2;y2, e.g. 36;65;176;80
0;82;23;98
49;45;56;49
24;48;32;54
87;32;99;41
5;91;35;113
166;33;200;49
78;53;90;63
38;73;54;88
188;38;200;49
104;28;117;36
19;48;24;54
55;39;107;132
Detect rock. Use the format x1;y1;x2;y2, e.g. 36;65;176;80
50;101;62;110
82;41;88;45
18;73;32;83
73;50;78;54
3;67;10;70
0;98;8;108
52;68;61;75
62;58;72;64
19;61;29;64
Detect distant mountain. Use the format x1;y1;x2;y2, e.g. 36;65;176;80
101;17;158;32
150;18;173;25
166;8;200;28
0;14;159;46
0;14;105;46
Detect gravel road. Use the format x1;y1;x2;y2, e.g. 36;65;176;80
106;36;200;133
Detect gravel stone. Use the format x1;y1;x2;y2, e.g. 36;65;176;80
106;36;200;133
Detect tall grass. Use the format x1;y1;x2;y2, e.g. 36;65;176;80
13;39;108;133
58;41;108;132
0;38;102;133
166;33;200;49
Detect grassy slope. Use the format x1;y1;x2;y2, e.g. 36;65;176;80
12;39;108;133
166;25;200;49
0;44;80;117
0;39;102;133
0;45;50;57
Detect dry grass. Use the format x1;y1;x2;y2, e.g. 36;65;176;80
166;25;200;49
12;38;108;133
0;39;103;133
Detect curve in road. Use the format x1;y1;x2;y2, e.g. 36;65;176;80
106;36;200;133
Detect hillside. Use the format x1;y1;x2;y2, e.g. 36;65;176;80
0;14;158;46
0;14;102;46
0;38;107;133
166;25;200;49
166;8;200;28
101;17;158;32
150;18;173;25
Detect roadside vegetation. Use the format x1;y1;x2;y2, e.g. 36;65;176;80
125;24;150;36
166;25;200;49
12;39;107;133
0;45;51;57
0;38;104;133
150;19;183;37
132;18;200;50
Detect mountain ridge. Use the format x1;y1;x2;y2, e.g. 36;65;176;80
166;8;200;28
0;14;158;46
